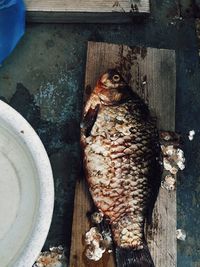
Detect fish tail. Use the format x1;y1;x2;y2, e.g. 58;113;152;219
115;244;155;267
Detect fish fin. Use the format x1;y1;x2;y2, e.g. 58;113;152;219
146;125;162;225
81;104;100;137
115;244;155;267
146;164;161;225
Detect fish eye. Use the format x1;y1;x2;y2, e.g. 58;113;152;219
113;74;120;82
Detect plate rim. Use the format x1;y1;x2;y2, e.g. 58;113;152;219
0;100;54;267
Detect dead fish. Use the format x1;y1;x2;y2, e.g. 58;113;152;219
81;69;161;267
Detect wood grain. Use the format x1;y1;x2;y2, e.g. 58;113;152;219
25;0;150;23
69;42;176;267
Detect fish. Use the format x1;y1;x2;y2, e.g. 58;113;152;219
80;69;162;267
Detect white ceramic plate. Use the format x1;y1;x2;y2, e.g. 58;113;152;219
0;100;54;267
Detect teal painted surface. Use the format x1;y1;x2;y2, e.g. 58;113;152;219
0;1;200;266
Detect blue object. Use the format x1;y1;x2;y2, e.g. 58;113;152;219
0;0;25;64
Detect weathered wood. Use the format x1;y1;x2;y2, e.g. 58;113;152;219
70;179;116;267
25;0;150;23
69;42;176;267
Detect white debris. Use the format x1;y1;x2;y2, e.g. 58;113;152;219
170;167;178;175
33;246;67;267
85;227;101;245
176;229;186;241
176;148;185;170
177;161;185;170
165;145;176;156
176;148;184;159
161;143;185;191
85;227;106;261
161;175;176;190
163;158;172;172
162;145;185;174
188;130;195;141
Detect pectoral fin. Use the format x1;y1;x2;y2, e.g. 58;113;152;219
81;104;100;137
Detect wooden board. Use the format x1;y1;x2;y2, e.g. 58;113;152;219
69;42;176;267
25;0;150;23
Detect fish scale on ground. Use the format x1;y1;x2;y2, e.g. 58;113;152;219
81;69;161;267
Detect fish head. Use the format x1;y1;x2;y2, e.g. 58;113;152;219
100;69;126;89
95;69;129;105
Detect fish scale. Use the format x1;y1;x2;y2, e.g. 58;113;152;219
84;100;156;249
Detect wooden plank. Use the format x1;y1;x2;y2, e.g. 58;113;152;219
69;42;176;267
25;0;150;23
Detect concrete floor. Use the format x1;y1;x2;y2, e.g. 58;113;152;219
0;1;200;266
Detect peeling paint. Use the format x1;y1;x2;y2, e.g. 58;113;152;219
34;70;80;124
